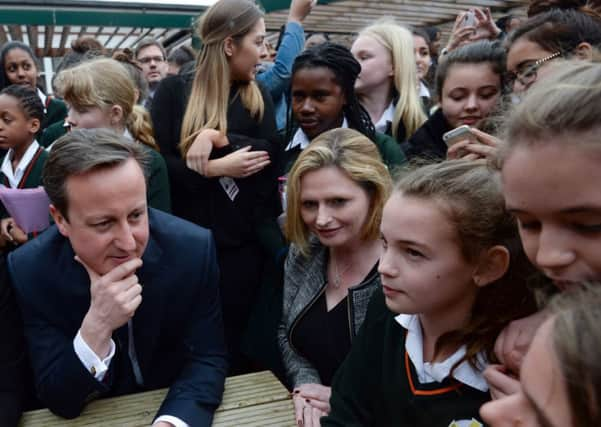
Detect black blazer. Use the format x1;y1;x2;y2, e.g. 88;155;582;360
0;256;27;427
403;108;452;161
9;209;227;426
151;75;284;257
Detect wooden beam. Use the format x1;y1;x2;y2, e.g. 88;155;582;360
77;25;88;40
8;24;23;42
0;26;8;45
129;27;154;50
114;27;137;49
104;26;120;47
58;25;70;56
44;25;54;56
27;25;38;51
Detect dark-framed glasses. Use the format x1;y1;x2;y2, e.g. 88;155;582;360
505;52;561;90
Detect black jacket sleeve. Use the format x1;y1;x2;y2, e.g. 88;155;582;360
0;258;28;426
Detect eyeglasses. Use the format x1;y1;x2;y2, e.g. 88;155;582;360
137;55;165;64
505;52;561;90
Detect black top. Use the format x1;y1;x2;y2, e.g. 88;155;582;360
290;292;351;386
402;107;451;161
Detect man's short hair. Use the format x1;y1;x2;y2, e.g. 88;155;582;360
135;37;167;60
42;128;150;219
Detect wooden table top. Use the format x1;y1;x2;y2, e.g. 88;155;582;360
20;371;295;426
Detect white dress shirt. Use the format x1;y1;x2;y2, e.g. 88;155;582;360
285;117;349;151
395;313;489;392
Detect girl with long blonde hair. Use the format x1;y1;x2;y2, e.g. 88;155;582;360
351;20;426;143
152;0;284;374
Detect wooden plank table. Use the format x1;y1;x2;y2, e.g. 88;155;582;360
20;371;295;426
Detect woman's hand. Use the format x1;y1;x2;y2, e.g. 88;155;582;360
207;146;270;178
185;129;229;176
472;8;502;41
446;128;501;162
293;383;331;427
445;11;477;52
484;364;521;400
0;217;27;245
494;309;549;373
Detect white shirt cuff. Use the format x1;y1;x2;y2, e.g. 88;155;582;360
73;329;116;381
154;415;189;427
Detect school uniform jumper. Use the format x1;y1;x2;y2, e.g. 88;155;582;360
322;288;490;427
0;142;48;215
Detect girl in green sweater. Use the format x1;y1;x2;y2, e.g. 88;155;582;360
54;58;171;213
322;160;536;427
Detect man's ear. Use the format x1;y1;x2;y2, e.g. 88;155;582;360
49;204;69;237
472;245;510;288
574;42;593;61
224;37;235;58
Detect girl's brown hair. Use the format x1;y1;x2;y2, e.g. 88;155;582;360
501;61;601;160
507;8;601;61
55;58;158;150
394;160;537;370
179;0;265;155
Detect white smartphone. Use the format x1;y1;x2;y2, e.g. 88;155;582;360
460;10;476;28
442;125;474;147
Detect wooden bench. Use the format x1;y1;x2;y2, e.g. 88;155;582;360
20;371;295;426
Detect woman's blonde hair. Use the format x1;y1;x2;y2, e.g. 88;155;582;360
55;58;158;150
501;61;601;160
393;160;536;370
285;128;392;256
358;20;426;139
179;0;265;155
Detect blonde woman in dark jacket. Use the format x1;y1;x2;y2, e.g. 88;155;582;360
278;128;392;427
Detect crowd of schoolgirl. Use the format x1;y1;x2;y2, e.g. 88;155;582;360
2;0;601;425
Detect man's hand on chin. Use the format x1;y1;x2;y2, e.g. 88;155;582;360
77;256;144;357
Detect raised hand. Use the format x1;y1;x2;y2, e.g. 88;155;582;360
78;256;143;358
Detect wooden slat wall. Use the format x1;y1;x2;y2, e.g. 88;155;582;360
0;1;528;56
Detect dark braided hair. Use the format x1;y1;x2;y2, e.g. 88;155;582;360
0;84;45;122
0;41;40;90
286;42;376;143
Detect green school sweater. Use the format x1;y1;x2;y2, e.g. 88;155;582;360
322;289;490;427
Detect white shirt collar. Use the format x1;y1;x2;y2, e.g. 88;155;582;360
122;128;133;141
419;81;431;99
1;141;41;188
37;88;48;114
373;102;395;134
395;313;489;392
286;117;349;151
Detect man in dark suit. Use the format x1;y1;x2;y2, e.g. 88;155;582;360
9;129;227;427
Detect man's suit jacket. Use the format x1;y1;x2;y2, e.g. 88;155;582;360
9;208;227;426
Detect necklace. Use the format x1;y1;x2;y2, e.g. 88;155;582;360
332;256;352;289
